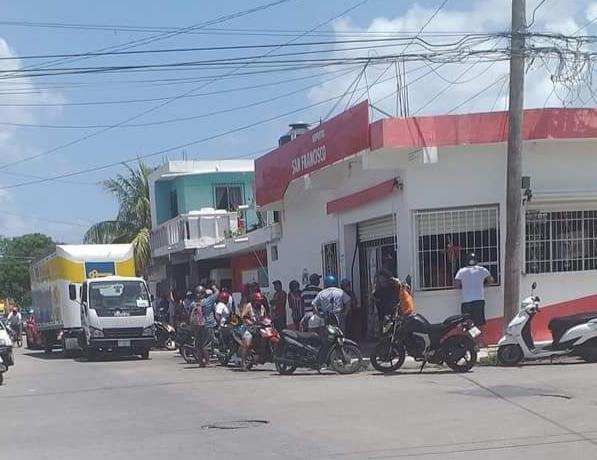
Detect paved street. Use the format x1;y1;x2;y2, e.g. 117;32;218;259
2;348;597;460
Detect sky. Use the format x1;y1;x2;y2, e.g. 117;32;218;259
0;0;596;242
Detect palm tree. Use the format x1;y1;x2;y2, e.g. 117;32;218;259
84;161;154;276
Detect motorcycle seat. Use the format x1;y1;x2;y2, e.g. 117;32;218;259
280;329;321;346
443;314;467;326
549;312;597;344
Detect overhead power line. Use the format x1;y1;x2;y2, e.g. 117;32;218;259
0;0;369;173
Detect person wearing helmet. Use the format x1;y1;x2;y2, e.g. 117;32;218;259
454;252;494;327
310;274;351;332
215;292;231;327
287;280;303;330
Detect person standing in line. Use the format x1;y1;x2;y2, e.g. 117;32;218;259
454;252;493;329
287;280;303;330
201;286;220;359
167;288;179;327
311;275;351;332
271;281;288;332
300;273;322;330
182;290;194;320
189;288;208;367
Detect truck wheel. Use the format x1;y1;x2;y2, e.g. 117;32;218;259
140;350;150;360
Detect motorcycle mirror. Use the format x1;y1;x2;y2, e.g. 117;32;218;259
531;282;537;290
405;275;412;286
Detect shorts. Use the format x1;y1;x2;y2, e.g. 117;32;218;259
461;300;486;327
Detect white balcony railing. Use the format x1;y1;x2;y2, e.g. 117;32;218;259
150;209;238;258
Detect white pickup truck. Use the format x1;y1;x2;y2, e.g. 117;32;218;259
69;276;155;360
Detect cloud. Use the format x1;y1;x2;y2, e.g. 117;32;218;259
0;37;64;161
308;0;596;119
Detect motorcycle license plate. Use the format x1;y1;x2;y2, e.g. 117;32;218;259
117;339;131;347
468;327;481;338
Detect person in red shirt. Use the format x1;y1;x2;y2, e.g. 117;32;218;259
271;280;287;332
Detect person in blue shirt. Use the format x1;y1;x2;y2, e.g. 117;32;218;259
201;286;219;354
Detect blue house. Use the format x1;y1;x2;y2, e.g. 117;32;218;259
148;160;259;295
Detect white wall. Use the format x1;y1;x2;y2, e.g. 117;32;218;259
271;138;597;324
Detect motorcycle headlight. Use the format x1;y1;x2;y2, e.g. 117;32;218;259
90;327;104;338
143;325;156;337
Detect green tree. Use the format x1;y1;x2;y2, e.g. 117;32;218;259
84;161;153;276
0;233;55;306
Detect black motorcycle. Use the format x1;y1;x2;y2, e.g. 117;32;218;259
154;320;177;351
274;312;363;375
371;312;480;373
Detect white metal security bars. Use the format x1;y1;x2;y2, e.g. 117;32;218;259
414;205;500;290
525;209;597;274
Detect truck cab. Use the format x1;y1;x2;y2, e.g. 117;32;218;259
70;276;155;360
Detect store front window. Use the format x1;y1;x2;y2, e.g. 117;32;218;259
414;205;500;290
526;209;597;273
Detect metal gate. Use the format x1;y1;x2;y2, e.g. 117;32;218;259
357;215;397;339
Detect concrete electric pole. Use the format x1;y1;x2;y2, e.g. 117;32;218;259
503;0;526;327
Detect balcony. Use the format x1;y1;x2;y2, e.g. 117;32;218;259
150;209;238;258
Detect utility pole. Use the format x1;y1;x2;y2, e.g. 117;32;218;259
503;0;526;327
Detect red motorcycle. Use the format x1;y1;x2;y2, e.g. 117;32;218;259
245;317;280;369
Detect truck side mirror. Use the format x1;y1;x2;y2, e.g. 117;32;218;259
69;284;77;301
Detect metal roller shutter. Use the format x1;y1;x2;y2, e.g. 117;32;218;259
358;215;396;242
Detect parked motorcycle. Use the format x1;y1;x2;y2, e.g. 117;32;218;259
497;282;597;366
175;323;198;364
242;317;279;370
371;312;480;373
154;320;177;351
274;312;363;375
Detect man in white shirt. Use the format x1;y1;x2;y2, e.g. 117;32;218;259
454;253;494;327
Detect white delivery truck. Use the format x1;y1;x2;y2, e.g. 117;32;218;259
30;244;155;359
70;275;155;360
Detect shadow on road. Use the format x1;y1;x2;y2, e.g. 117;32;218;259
22;351;71;361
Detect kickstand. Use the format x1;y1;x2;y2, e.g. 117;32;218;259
419;360;427;374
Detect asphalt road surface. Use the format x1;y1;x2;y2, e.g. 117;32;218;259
2;347;597;460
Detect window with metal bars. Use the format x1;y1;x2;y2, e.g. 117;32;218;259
414;205;500;290
525;209;597;274
322;241;339;278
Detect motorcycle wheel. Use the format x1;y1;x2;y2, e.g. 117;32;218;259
0;372;3;385
371;341;406;373
164;338;177;351
444;336;477;373
497;344;524;366
275;361;297;375
182;346;198;364
577;338;597;363
329;344;363;375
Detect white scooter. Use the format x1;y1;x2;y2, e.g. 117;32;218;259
497;282;597;366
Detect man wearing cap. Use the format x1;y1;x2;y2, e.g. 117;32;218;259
300;273;322;331
454;252;493;328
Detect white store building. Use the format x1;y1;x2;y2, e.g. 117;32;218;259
254;101;597;343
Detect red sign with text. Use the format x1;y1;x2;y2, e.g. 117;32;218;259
255;100;370;206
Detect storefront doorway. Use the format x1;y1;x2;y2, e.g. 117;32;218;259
357;215;397;340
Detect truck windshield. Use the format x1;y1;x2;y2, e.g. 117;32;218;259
88;280;150;314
